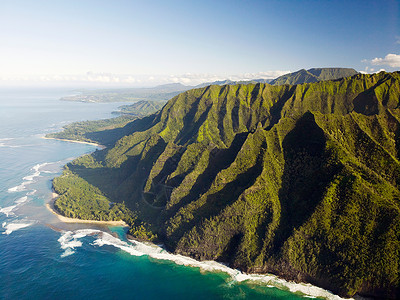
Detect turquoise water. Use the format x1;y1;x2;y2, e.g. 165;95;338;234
0;88;330;299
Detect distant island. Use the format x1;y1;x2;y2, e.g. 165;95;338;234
48;69;400;298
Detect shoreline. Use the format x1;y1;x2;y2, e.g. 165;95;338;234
42;136;106;149
42;133;349;299
46;186;347;299
47;193;127;227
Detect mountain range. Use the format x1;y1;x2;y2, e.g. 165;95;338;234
269;68;358;85
51;70;400;298
60;68;358;103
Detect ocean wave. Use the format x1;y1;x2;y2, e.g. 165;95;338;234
57;230;88;257
0;142;21;148
2;220;34;235
58;229;349;300
22;171;40;181
0;205;17;217
0;196;30;217
26;190;37;196
22;163;49;181
8;181;31;193
60;248;76;258
15;196;28;204
8;162;52;193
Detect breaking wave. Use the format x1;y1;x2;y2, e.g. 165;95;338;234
2;220;34;235
0;205;17;217
8;182;31;193
57;229;349;300
8;162;52;193
15;196;28;204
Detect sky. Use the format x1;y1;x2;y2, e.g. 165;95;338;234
0;0;399;87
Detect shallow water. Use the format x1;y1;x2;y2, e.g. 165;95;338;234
0;88;340;299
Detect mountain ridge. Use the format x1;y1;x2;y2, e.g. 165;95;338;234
52;71;400;298
269;67;359;85
60;68;358;103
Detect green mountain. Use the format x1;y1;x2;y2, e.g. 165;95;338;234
269;68;358;85
53;71;400;298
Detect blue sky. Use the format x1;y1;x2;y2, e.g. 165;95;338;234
0;0;399;86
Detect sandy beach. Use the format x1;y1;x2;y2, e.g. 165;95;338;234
47;193;127;226
42;136;106;149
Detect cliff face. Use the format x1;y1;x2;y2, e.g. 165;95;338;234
55;71;400;298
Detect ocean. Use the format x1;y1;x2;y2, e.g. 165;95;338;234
0;88;342;300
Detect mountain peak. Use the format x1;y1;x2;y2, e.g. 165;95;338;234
270;67;358;85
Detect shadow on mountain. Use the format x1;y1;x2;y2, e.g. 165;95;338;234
163;132;249;220
273;112;340;251
85;114;158;147
167;151;264;246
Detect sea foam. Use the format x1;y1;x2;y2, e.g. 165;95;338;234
22;163;49;181
15;196;28;204
0;143;20;148
0;196;30;217
57;230;90;257
8;162;51;193
8;182;30;193
0;205;17;217
2;220;34;235
58;229;350;300
26;190;37;196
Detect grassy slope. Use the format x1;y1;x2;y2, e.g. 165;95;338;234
53;71;400;298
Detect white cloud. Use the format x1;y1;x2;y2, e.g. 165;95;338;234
363;66;387;74
0;70;290;87
158;70;290;86
370;53;400;68
396;36;400;44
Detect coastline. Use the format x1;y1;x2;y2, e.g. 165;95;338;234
45;160;348;300
41;131;351;299
47;193;127;226
42;136;106;149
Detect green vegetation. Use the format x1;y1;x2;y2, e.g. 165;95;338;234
46;115;136;145
45;100;165;146
117;100;165;117
53;167;157;241
269;67;358;85
52;71;400;298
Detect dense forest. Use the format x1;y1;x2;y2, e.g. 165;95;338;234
52;71;400;298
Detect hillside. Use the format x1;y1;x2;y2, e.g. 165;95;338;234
53;71;400;298
46;100;165;146
269;68;358;85
116;100;166;117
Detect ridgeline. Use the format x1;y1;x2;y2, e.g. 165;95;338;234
269;68;358;85
52;71;400;298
